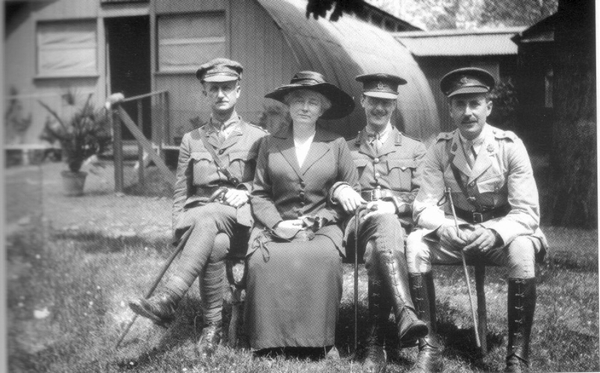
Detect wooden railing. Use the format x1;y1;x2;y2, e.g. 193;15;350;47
107;90;175;193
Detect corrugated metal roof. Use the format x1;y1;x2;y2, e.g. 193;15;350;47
394;28;526;57
257;0;440;144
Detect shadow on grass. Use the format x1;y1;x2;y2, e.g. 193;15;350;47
52;230;172;255
114;297;204;370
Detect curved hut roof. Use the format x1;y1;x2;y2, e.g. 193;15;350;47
257;0;440;144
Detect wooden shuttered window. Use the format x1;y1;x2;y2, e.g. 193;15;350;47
157;13;225;72
37;20;97;77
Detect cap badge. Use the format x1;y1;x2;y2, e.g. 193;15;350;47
460;76;469;85
487;144;494;152
377;82;384;90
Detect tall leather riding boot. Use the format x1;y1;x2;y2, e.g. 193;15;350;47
197;259;226;358
376;247;428;344
129;290;181;326
408;272;443;373
363;276;390;373
505;278;536;373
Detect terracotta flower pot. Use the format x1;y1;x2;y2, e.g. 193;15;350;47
61;170;87;197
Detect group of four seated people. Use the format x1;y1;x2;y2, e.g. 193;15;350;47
129;58;546;373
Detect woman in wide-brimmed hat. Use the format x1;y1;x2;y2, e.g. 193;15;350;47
244;71;359;356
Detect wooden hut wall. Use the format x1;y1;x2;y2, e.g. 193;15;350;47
230;0;299;126
152;0;298;140
152;1;226;140
257;0;440;144
5;0;106;145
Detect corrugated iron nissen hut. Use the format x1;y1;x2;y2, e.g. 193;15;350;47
5;0;440;156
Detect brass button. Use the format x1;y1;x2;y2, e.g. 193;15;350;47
375;172;381;178
218;149;225;155
469;182;475;188
374;157;380;163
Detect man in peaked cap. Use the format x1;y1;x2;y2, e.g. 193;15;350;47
332;73;428;372
405;67;547;373
129;58;267;358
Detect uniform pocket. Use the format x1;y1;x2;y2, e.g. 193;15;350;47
190;152;214;185
353;158;369;179
387;159;417;190
229;150;257;183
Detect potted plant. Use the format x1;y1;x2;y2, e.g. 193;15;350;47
39;91;112;196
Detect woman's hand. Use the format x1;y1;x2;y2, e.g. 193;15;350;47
274;219;304;239
276;220;304;230
334;185;365;213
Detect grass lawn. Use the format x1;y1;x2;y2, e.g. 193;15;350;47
5;163;600;372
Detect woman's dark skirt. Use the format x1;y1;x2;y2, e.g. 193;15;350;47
244;232;343;349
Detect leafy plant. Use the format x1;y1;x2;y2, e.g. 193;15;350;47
39;92;112;173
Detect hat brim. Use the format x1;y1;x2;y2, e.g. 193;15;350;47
202;76;239;82
363;91;398;100
447;86;489;97
265;83;355;120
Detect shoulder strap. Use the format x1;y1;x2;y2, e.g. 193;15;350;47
199;134;239;185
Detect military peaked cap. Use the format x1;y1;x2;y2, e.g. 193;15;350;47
356;73;407;99
440;67;495;97
196;58;243;82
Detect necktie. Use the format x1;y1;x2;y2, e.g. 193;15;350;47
369;133;382;153
466;141;476;168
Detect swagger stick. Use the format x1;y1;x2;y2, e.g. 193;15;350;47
115;188;228;349
353;205;368;354
445;187;481;348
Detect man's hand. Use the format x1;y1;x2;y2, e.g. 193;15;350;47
438;224;469;251
463;226;500;254
222;188;249;208
334;185;366;213
362;200;396;220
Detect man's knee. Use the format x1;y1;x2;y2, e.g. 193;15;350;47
368;213;402;232
210;233;230;262
406;230;432;273
506;236;537;278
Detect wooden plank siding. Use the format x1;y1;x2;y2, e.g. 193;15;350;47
6;0;439;147
230;0;298;125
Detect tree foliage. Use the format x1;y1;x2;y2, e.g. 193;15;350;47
549;0;596;228
308;0;558;29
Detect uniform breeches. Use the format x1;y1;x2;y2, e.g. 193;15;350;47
406;229;543;278
166;203;242;297
346;213;406;275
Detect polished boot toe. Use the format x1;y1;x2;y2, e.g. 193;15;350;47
197;323;222;359
397;308;428;344
408;338;443;373
128;293;177;325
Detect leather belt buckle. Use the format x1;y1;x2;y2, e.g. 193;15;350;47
473;212;484;223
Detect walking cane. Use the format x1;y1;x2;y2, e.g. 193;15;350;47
353;205;368;354
445;187;481;348
115;187;228;349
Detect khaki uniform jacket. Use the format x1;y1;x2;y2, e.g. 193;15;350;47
347;126;427;212
172;118;267;229
413;124;547;247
